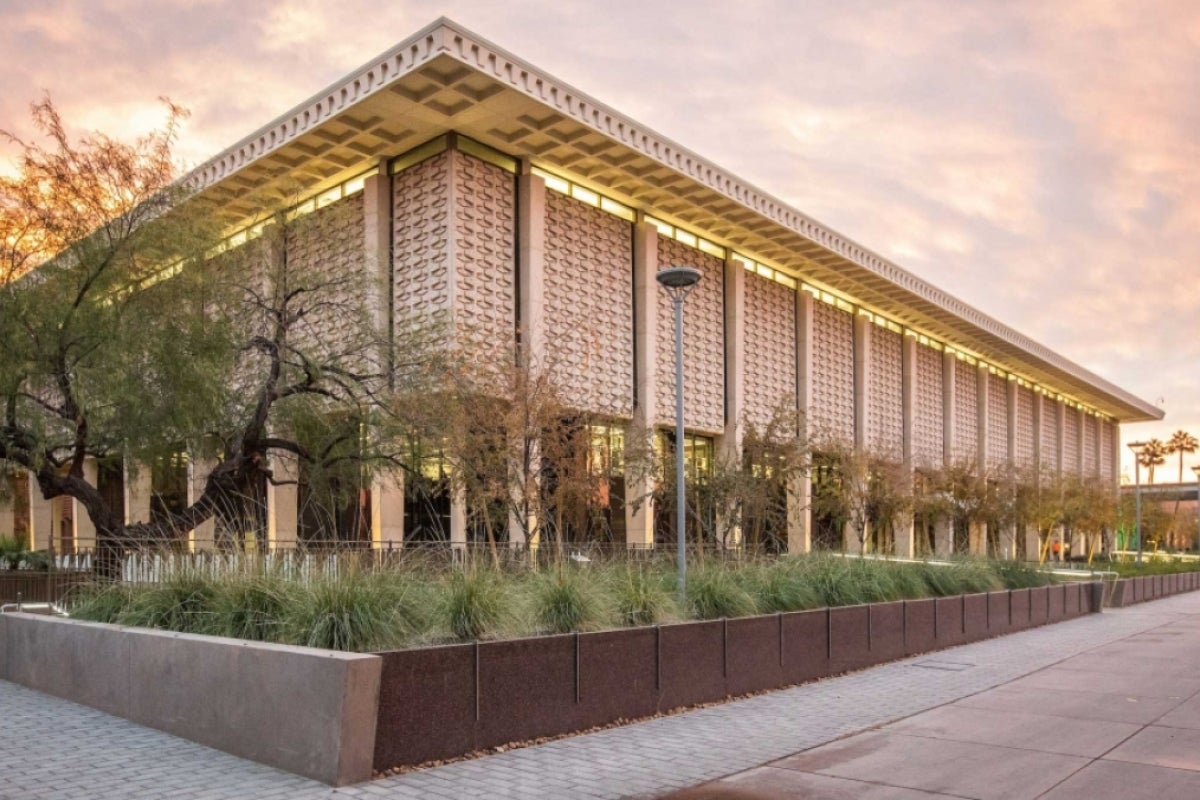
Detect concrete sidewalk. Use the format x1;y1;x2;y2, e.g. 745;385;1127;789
2;592;1199;799
668;593;1200;799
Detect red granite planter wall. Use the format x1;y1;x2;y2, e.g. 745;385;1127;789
372;583;1104;771
1108;570;1200;608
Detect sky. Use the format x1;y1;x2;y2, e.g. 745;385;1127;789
1;0;1197;483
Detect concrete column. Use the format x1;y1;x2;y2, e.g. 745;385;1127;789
1110;421;1121;486
895;334;917;559
450;485;468;550
1093;415;1103;479
844;520;863;555
1006;378;1018;471
126;462;152;528
362;167;392;364
722;258;745;464
1056;402;1067;476
894;514;915;558
189;456;216;552
853;313;871;451
969;520;986;556
1025;525;1042;563
1080;407;1089;474
996;524;1017;560
943;351;956;465
269;458;299;549
626;219;659;548
517;168;548;368
720;258;745;548
977;365;989;472
374;474;404;549
934;516;953;557
0;481;13;539
1032;393;1044;475
789;291;815;554
75;460;98;550
29;484;53;552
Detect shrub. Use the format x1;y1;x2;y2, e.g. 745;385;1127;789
0;535;24;570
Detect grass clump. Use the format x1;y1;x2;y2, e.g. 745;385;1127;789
284;572;420;651
748;560;820;613
67;582;132;623
115;572;217;633
437;568;510;641
993;560;1055;589
529;567;608;634
208;574;293;641
686;565;758;619
609;564;677;626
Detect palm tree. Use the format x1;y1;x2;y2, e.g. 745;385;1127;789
1167;430;1198;526
1138;439;1168;484
1168;430;1199;484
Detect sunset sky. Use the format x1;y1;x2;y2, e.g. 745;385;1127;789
2;0;1197;482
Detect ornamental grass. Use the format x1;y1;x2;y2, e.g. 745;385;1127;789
67;554;1057;651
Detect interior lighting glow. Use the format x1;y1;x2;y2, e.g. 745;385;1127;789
571;185;600;206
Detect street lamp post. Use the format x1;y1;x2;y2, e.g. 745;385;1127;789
656;265;702;605
1128;441;1148;565
1192;465;1200;556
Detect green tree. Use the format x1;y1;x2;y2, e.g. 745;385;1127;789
0;97;415;576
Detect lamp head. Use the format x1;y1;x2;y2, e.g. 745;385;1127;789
1127;440;1148;454
656;266;702;298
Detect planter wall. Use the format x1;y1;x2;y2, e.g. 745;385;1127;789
1108;570;1200;608
373;583;1100;771
0;613;381;786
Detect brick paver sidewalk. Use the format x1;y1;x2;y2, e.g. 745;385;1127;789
2;594;1194;800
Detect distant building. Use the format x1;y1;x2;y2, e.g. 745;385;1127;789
0;18;1162;558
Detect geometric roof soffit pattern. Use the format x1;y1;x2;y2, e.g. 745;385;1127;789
184;17;1162;422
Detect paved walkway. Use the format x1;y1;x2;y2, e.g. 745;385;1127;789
2;594;1199;800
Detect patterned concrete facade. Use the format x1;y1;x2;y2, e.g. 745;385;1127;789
0;19;1156;554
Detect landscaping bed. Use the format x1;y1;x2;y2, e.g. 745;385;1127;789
6;555;1132;782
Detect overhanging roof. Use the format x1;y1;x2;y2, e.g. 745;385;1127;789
185;17;1163;423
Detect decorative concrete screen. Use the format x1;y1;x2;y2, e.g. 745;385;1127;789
1041;397;1061;472
1083;414;1098;477
1063;409;1080;474
913;343;943;467
544;190;634;416
452;151;516;350
655;236;725;432
287;193;368;353
810;300;855;444
1099;419;1114;480
953;362;978;464
1015;384;1035;470
393;152;453;327
868;326;903;457
985;372;1007;470
743;272;797;430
